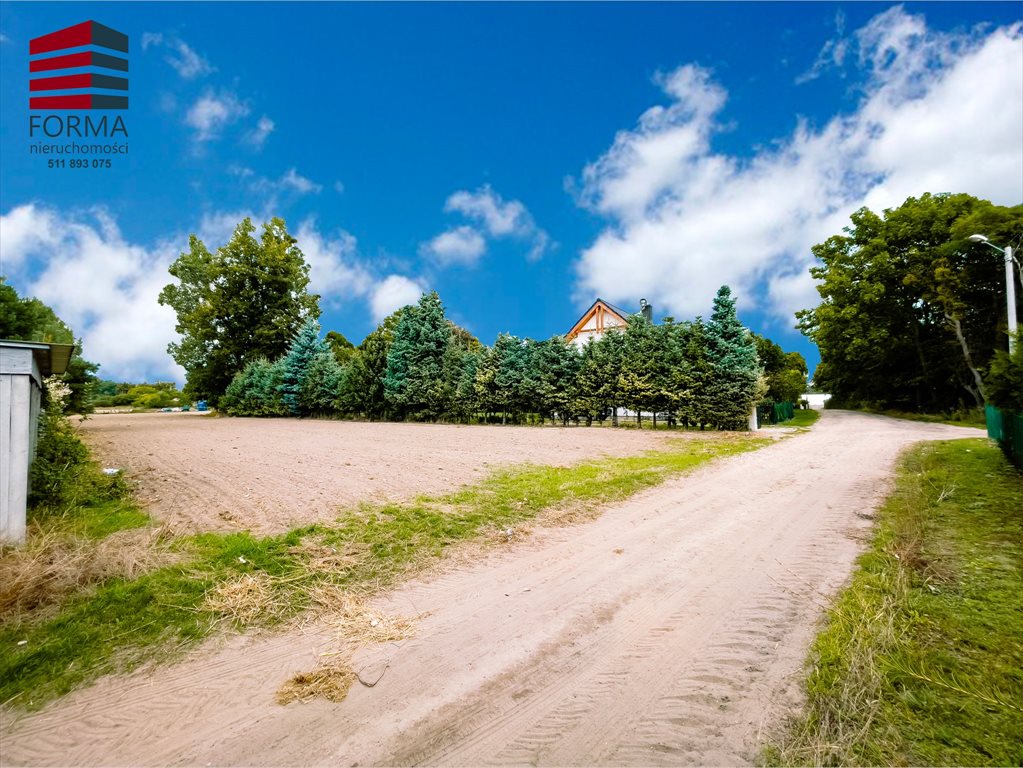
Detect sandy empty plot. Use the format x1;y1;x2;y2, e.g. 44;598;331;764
76;414;682;534
4;411;986;766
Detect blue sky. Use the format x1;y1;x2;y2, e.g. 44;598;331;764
2;2;1021;383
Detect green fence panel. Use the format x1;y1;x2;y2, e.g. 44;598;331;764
986;404;1023;468
758;401;796;425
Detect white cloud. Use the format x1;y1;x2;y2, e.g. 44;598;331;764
0;204;63;271
245;115;275;149
1;204;427;380
421;225;487;267
280;167;322;195
142;33;213;79
227;167;322;209
574;9;1023;326
434;184;551;263
370;275;425;322
294;220;373;304
446;185;530;237
197;208;258;247
185;89;249;142
334;180;345;194
796;10;849;84
0;205;184;383
167;39;213;79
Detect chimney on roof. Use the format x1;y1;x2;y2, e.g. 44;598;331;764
640;298;653;323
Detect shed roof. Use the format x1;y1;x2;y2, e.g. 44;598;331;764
0;340;75;377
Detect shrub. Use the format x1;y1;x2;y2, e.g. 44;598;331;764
985;331;1023;413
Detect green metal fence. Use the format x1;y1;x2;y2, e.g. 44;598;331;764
757;401;796;425
986;405;1023;468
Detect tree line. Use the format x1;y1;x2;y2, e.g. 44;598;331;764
157;217;807;429
218;286;771;429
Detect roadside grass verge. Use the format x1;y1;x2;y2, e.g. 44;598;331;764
764;438;1023;767
1;433;768;710
784;409;820;428
860;408;986;428
763;409;820;429
2;424;155;629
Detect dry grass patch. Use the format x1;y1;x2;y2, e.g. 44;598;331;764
287;538;368;576
0;526;177;622
276;655;358;704
203;572;287;626
277;589;420;705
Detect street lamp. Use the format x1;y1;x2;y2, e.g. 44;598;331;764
968;234;1018;354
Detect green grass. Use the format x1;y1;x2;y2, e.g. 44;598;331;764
765;439;1023;766
32;495;150;540
1;434;768;710
784;409;821;428
763;409;820;429
861;408;986;428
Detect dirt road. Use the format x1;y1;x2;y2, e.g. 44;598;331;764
2;411;983;766
76;414;679;534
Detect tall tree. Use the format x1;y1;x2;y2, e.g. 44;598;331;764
158;217;320;404
619;315;659;425
530;337;581;425
384;292;451;420
280;318;325;416
705;286;760;430
325;331;356;365
473;345;501;420
492;333;529;423
798;194;1022;410
343;309;405;419
0;278;98;414
573;338;606;425
301;350;344;415
753;333;808;404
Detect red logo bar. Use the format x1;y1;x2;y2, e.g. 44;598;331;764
30;21;93;55
30;73;128;92
30;73;90;91
30;51;91;72
30;21;128;55
30;94;128;110
29;94;94;109
30;50;129;73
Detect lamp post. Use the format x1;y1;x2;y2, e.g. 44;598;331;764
968;234;1018;354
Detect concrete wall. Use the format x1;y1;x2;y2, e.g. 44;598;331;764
1;346;43;544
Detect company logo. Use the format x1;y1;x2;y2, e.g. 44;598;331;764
30;21;128;110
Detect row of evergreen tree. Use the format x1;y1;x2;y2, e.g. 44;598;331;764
219;286;763;430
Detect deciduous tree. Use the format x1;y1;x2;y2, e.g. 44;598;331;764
158;217;320;404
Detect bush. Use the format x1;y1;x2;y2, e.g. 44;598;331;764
29;409;89;509
985;332;1023;413
220;358;288;417
29;408;124;514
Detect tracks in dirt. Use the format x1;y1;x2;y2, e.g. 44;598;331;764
1;412;983;766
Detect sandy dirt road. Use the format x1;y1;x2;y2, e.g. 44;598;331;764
76;414;678;534
2;411;984;766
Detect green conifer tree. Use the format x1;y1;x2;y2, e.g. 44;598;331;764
343;309;405;419
705;286;760;430
280;318;325;416
493;333;529;424
301;350;344;414
384;292;451;420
